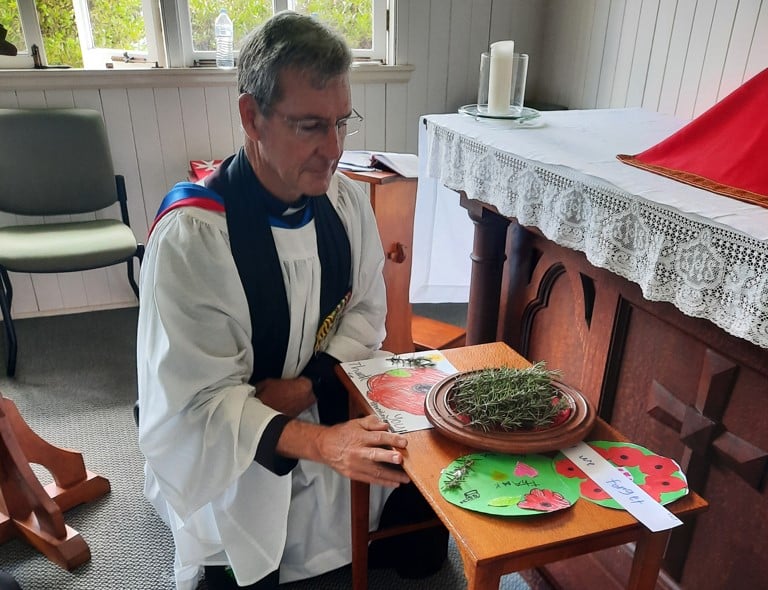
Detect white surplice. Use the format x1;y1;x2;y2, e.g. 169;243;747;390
136;173;392;589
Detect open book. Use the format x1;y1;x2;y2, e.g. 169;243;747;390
339;150;419;179
339;350;458;433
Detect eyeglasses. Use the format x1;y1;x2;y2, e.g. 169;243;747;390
272;108;364;140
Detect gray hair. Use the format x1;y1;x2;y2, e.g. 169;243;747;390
237;11;352;115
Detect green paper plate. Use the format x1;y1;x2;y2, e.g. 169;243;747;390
553;441;689;509
439;452;580;516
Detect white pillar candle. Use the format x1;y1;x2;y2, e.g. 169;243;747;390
487;40;515;115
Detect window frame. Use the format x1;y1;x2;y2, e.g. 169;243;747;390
161;0;390;68
11;0;162;68
9;0;389;69
73;0;163;68
12;0;44;61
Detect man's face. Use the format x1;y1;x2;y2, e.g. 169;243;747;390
252;68;352;202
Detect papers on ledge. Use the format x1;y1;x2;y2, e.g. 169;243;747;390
339;150;419;178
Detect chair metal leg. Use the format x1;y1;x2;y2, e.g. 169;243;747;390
126;246;144;299
0;269;18;377
128;245;144;428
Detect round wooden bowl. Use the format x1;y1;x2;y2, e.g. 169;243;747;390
424;372;597;454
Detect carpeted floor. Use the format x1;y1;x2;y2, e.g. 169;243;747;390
0;308;544;590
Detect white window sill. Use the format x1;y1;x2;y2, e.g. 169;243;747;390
0;62;414;91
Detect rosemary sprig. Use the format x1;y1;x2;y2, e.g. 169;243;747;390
448;363;569;432
441;457;477;491
387;354;436;368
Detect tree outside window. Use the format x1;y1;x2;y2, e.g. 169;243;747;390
188;0;372;52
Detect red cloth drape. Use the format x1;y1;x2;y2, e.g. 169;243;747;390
617;68;768;208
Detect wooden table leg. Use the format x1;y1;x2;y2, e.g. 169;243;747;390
461;194;511;345
627;530;670;590
466;569;503;590
458;543;502;590
350;479;370;590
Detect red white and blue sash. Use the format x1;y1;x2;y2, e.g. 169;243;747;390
148;182;225;238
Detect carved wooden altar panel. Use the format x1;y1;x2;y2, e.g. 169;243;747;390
475;213;768;590
496;222;621;413
608;303;768;589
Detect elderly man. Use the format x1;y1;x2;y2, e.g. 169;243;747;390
136;10;446;590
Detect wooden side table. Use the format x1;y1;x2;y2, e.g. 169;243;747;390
337;342;708;590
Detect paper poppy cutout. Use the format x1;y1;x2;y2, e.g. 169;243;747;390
439;452;579;517
553;441;688;510
517;488;572;512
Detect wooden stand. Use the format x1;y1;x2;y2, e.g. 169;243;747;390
341;169;418;353
411;315;466;351
0;392;110;570
340;169;466;354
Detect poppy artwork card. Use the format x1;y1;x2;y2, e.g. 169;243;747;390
554;441;689;509
340;351;458;433
439;452;580;517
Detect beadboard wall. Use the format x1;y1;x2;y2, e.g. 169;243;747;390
538;0;768;118
0;0;766;318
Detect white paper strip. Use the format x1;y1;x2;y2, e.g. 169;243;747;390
562;441;684;532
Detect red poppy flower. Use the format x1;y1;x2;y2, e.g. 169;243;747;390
599;444;646;467
367;367;448;415
580;479;611;501
517;488;571;512
636;454;680;477
553;457;587;479
640;473;687;502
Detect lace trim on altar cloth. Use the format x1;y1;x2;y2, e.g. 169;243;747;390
426;123;768;350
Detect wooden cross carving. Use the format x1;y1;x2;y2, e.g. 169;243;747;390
646;348;768;579
647;349;768;490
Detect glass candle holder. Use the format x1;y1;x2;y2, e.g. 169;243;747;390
477;52;529;117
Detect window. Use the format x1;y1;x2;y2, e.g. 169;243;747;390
164;0;388;67
3;0;160;68
2;0;389;69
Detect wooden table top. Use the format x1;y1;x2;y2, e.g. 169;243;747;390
399;342;708;571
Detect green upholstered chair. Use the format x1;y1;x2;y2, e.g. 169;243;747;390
0;107;145;377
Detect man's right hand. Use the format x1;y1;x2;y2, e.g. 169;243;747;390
276;415;411;488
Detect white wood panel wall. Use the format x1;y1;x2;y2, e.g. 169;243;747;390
538;0;768;118
1;0;766;318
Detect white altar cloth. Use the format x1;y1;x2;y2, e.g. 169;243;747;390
412;108;768;349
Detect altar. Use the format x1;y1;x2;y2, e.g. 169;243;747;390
418;108;768;589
